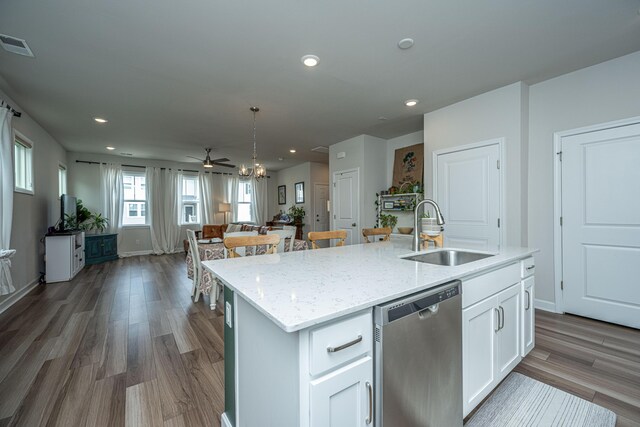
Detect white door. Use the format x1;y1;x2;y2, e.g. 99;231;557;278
314;184;330;232
496;284;521;380
435;143;501;251
332;169;359;245
562;123;640;328
462;296;497;417
310;357;373;427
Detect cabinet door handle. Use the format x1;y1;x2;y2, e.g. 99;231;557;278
499;306;505;330
494;308;500;333
526;265;535;271
365;381;373;425
327;335;362;353
525;290;530;310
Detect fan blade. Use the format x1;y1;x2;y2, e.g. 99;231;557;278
186;155;204;161
212;157;230;163
213;162;236;168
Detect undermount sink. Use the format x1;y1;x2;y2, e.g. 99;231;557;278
403;250;494;266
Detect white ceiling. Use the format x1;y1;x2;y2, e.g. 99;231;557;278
1;0;639;171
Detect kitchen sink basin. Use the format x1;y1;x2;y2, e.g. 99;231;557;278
403;250;494;266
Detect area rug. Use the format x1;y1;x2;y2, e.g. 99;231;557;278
466;372;616;426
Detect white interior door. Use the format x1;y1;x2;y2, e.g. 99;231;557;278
314;184;329;232
561;122;640;328
332;169;359;245
435;143;501;251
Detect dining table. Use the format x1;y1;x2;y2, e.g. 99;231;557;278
186;238;309;296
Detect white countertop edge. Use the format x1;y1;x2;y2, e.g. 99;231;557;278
204;246;539;333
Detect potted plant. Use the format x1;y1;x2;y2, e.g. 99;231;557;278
288;205;305;225
86;213;110;233
379;213;398;232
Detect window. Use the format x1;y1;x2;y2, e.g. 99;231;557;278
58;164;67;197
237;180;252;222
181;175;199;224
123;172;146;225
14;133;33;193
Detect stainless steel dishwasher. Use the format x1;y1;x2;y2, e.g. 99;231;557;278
374;280;462;427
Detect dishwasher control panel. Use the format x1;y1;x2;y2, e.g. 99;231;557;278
383;282;460;324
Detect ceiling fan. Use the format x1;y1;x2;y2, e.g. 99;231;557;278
187;148;235;169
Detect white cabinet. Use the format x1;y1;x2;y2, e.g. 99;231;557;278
496;284;522;377
45;232;85;283
310;356;373;427
462;283;521;415
521;276;535;356
520;256;536;357
463;296;497;414
462;260;523;417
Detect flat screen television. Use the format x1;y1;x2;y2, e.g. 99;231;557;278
60;194;77;231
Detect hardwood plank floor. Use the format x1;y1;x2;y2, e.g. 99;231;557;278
514;310;640;426
1;254;638;425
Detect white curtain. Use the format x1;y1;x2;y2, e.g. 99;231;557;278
0;103;15;295
251;177;268;225
199;172;215;225
147;167;182;254
100;163;124;256
222;175;239;223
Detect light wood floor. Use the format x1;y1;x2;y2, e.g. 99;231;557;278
0;254;224;427
0;254;639;426
514;310;640;426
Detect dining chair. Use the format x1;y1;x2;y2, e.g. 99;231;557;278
362;227;392;243
308;230;347;249
224;234;281;258
223;231;258;257
186;229;206;302
267;228;296;253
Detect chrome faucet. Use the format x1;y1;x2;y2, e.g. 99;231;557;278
413;199;445;251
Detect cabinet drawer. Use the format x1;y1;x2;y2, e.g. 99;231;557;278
462;263;520;308
309;310;372;376
521;257;535;278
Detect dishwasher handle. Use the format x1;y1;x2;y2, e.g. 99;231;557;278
418;303;439;320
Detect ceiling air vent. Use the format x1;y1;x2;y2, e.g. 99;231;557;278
311;146;329;153
0;34;34;57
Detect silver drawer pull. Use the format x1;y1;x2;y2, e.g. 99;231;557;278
526;265;535;270
327;335;362;353
366;381;373;424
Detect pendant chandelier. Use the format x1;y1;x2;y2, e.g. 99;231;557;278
238;106;266;181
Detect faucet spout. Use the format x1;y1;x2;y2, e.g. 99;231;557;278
413;199;445;251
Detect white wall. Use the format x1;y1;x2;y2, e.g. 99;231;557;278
0;87;68;307
329;135;387;239
68;151;255;255
423;82;528;248
528;50;640;305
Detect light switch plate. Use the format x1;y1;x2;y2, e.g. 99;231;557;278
225;302;232;328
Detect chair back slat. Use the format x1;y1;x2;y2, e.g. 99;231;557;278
223;234;281;258
223;231;258;257
267;228;296;253
362;227;392;243
307;230;348;250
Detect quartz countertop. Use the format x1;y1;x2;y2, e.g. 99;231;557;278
202;242;537;333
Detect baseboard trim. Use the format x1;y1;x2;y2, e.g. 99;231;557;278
120;250;154;258
221;412;232;427
0;278;40;315
534;299;557;313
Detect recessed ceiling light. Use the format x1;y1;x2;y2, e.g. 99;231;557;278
398;38;414;49
404;99;419;107
301;55;319;67
106;146;115;150
289;149;297;153
94;117;108;123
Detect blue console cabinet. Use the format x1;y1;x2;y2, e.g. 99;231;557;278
85;233;118;265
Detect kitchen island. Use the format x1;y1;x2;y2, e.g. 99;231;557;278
202;241;537;427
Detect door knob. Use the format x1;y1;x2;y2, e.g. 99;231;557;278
352;223;356;227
